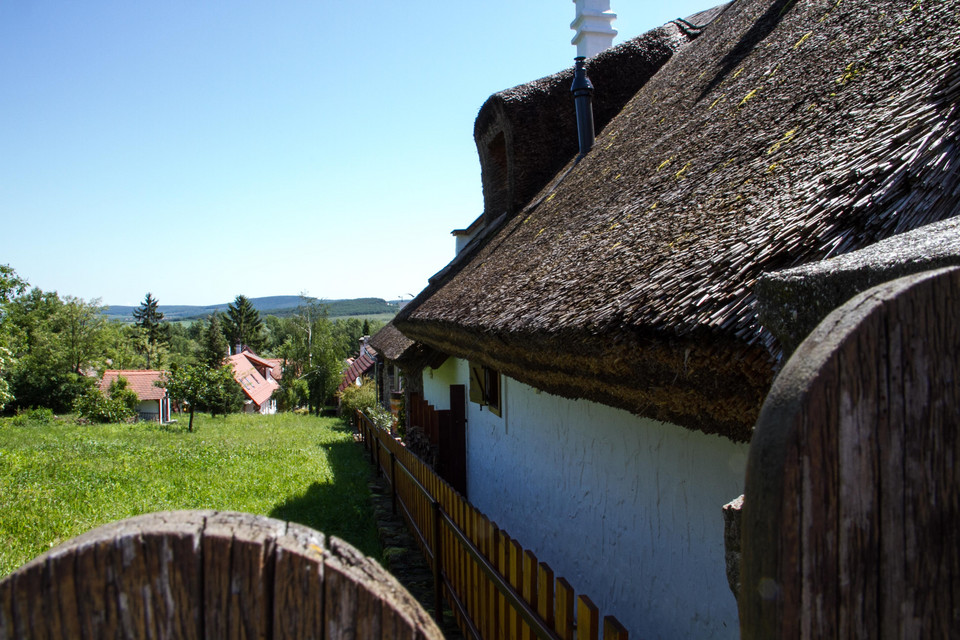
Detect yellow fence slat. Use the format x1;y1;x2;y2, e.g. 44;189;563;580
577;596;599;640
522;550;538;640
556;578;575;640
508;538;523;640
603;616;628;640
538;562;555;630
498;530;511;640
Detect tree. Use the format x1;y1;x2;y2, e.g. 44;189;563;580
161;363;244;432
199;313;229;368
0;265;28;409
3;288;94;412
56;296;107;374
203;364;245;417
103;321;148;370
0;264;27;309
223;295;264;353
160;365;207;432
132;292;168;368
0;347;14;411
275;298;342;415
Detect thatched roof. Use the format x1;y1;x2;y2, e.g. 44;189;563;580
473;11;721;224
396;0;960;442
367;321;448;371
367;322;415;362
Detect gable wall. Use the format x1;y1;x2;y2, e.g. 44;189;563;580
422;358;747;638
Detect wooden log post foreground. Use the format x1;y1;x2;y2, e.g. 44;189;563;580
740;267;960;638
0;510;444;640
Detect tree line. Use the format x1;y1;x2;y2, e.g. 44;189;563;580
0;264;384;418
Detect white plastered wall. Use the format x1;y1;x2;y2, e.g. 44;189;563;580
422;358;747;639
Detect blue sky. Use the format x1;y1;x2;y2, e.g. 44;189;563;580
1;1;712;306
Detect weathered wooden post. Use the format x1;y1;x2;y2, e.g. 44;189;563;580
390;451;398;517
0;510;444;640
740;267;960;638
432;500;444;626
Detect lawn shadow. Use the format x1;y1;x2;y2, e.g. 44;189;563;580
269;435;380;559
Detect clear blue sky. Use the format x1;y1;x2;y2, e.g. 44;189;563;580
1;1;713;306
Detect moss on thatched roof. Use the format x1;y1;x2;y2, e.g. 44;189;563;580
396;0;960;441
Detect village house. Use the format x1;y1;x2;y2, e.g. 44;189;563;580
337;337;377;396
392;0;960;636
98;369;171;423
226;349;281;414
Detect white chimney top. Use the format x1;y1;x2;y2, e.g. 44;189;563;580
570;0;617;58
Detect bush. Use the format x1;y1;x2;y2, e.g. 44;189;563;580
337;378;377;418
108;376;139;413
367;404;394;431
6;407;57;427
9;371;95;414
337;378;395;431
73;388;136;424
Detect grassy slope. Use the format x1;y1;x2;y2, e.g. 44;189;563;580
0;412;379;577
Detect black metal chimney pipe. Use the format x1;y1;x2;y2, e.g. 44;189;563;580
571;57;595;157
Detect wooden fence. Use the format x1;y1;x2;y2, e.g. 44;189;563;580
357;412;628;640
0;510;443;640
740;267;960;637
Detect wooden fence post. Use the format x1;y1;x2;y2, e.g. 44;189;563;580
390;451;398;516
741;268;960;638
0;511;444;640
432;500;444;626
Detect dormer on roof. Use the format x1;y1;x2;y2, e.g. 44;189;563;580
473;21;702;226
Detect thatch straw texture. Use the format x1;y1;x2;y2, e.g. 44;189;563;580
397;0;960;441
368;321;447;371
474;21;701;222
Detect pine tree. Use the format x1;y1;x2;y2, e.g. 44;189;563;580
199;313;229;368
132;292;167;368
223;295;264;353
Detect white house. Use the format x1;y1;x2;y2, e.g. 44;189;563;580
393;0;960;636
227;350;280;414
99;369;171;423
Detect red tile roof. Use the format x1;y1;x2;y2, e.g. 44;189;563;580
242;351;283;381
227;353;280;408
338;352;376;392
99;370;167;401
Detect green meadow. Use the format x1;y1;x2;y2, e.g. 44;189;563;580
0;412;379;578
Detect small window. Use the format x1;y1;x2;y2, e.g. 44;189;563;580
469;362;502;417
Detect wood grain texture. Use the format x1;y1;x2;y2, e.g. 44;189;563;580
741;267;960;638
0;510;443;640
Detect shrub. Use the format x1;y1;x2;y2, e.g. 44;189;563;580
337;378;377;419
6;407;57;427
337;378;396;431
73;388;136;424
108;376;139;413
367;404;395;432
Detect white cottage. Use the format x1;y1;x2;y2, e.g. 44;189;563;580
394;0;960;636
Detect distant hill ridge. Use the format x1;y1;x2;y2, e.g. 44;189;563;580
104;296;398;322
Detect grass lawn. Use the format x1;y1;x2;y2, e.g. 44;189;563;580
0;411;379;578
